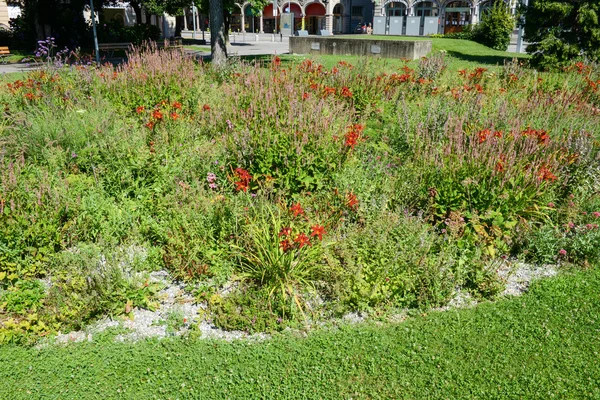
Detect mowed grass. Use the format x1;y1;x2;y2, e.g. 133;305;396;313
1;267;598;399
333;36;528;69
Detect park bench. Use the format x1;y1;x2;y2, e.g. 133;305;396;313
97;38;184;58
0;46;12;64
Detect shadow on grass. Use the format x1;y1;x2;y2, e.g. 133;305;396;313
446;50;527;66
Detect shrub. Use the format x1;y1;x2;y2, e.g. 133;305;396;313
473;0;514;51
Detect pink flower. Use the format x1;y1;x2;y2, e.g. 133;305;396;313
559;249;567;256
586;224;593;229
547;202;555;208
568;222;575;229
593;212;600;218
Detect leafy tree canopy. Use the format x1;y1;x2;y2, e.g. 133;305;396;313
525;0;600;70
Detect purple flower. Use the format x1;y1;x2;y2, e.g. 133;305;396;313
71;151;77;158
226;119;233;130
209;183;218;189
207;173;217;183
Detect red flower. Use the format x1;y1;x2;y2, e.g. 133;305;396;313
280;239;293;252
290;203;305;217
136;106;145;114
279;227;292;237
323;86;336;96
302;92;310;100
24;93;35;100
203;104;211;111
170;112;179;120
310;225;326;241
477;129;491;143
294;233;311;248
537;165;557;182
346;192;359;210
152;110;163;120
233;168;252;192
344;124;365;150
172;101;182;109
272;56;281;67
340;86;353;98
145;121;154;129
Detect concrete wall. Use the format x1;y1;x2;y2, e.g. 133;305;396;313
289;36;431;60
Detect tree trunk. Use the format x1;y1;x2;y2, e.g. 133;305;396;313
131;2;143;25
209;0;227;68
224;10;230;46
175;15;183;37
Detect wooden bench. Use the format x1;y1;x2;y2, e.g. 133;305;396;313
97;39;184;58
0;46;11;64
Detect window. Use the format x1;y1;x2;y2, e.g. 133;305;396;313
352;6;363;17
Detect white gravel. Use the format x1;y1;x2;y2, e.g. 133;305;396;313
52;260;559;345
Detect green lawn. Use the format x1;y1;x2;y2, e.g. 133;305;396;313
1;267;598;399
184;45;211;52
335;36;528;69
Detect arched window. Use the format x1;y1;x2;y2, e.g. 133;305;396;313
414;1;438;17
386;2;407;16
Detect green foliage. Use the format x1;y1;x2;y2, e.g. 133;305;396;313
525;0;600;70
330;212;455;310
1;267;600;398
473;0;514;51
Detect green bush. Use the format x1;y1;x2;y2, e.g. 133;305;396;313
473;0;514;51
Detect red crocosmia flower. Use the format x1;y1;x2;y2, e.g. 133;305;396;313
310;225;326;241
344;124;365;150
136;106;145;114
477;129;491;143
310;83;319;90
290;203;305;217
145;121;154;129
302;92;310;100
172;101;182;109
537;165;557;182
272;56;281;67
294;233;311;248
280;239;293;252
24;93;35;100
279;227;292;237
170;112;179;120
323;86;336;96
331;67;339;74
494;130;503;138
475;84;484;93
203;104;211;111
152;110;163;120
233;168;252;192
346;192;359;210
340;86;353;98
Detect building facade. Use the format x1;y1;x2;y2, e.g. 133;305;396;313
230;0;515;35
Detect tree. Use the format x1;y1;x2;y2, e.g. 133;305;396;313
473;0;514;51
209;0;227;67
525;0;600;70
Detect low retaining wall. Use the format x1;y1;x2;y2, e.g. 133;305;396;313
289;37;432;60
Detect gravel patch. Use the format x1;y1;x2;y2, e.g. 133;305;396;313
54;270;268;345
52;260;560;345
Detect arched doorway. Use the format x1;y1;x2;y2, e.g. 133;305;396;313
444;0;471;33
262;3;278;33
282;2;303;32
305;3;326;34
333;4;344;34
414;1;439;35
386;2;407;34
244;5;261;32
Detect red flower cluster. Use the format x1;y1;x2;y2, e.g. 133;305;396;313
344;124;366;150
346;192;359;210
203;104;211;111
537;165;557;182
278;224;326;252
340;86;353;98
323;86;336;96
152;109;163;120
272;56;281;68
234;168;252;192
290;203;305;217
477;129;503;144
522;128;550;145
